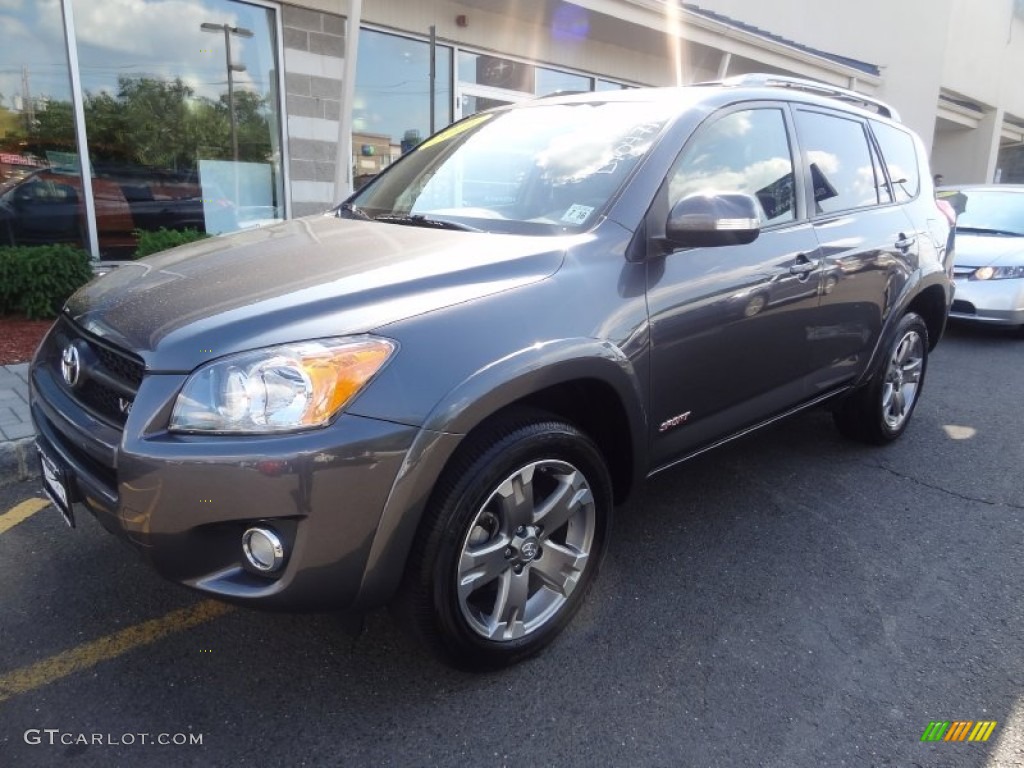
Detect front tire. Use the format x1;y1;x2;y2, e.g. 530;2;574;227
833;312;929;444
395;410;612;670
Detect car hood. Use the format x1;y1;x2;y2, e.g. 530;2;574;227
66;216;572;371
953;232;1024;267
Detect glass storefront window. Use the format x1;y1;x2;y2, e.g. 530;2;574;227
356;36;638;190
70;0;285;259
997;144;1024;184
535;67;592;96
460;94;519;115
458;51;534;94
0;1;85;251
353;30;453;189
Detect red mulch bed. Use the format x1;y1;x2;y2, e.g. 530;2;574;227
0;316;54;365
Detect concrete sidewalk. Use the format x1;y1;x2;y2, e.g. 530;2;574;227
0;363;37;485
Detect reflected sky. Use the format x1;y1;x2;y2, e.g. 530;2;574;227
1;0;278;109
353;29;452;144
0;0;71;105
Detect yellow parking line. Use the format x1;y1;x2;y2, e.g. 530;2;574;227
0;498;50;536
0;600;234;704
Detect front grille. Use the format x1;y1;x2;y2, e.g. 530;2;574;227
95;345;144;388
47;317;145;428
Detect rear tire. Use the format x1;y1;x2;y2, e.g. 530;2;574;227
833;312;929;445
394;409;612;671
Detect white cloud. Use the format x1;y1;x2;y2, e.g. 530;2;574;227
70;0;258;100
72;0;238;59
807;150;840;175
671;156;793;201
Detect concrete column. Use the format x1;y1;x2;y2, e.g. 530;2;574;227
281;5;347;217
716;51;732;79
932;107;1005;184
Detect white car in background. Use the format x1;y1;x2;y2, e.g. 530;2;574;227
939;185;1024;331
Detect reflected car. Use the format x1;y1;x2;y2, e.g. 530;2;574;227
0;167;235;255
939;184;1024;328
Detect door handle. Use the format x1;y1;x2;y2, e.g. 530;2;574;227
895;234;916;251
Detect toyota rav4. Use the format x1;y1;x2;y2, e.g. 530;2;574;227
31;75;954;669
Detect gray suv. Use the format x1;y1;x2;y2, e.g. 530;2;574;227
31;75;954;669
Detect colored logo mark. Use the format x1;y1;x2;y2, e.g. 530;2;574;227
921;721;997;742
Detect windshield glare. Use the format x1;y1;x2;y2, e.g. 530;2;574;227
945;189;1024;236
351;101;674;235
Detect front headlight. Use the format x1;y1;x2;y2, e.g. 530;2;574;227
169;337;396;433
971;265;1024;280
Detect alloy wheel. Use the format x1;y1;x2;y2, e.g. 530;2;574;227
881;329;924;430
456;459;597;642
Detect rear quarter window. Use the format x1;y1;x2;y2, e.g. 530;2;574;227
871;121;921;203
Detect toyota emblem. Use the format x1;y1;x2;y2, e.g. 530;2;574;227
61;344;81;388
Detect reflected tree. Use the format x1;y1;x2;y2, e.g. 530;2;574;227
1;75;274;175
26;100;75;153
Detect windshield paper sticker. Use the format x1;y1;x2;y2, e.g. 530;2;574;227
561;204;594;225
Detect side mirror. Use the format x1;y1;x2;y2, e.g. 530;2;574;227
664;192;761;248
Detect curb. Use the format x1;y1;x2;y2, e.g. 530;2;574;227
0;437;38;487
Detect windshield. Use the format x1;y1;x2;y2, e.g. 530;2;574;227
941;188;1024;236
347;100;675;235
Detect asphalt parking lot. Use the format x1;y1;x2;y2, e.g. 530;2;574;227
1;323;1023;768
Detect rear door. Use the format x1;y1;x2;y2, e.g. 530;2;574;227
793;107;920;394
646;104;824;466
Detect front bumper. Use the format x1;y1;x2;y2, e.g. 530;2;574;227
949;277;1024;325
31;356;419;611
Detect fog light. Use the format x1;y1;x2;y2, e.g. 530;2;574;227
242;527;285;573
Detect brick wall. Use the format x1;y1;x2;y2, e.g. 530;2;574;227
282;5;346;217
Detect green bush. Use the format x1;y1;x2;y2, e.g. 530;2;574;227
0;245;94;319
134;227;210;258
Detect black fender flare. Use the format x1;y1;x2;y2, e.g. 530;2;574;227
353;337;648;608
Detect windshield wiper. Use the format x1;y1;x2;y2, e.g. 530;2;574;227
336;202;371;220
956;226;1024;237
374;213;480;232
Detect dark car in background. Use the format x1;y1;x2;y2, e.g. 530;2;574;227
31;75;953;669
0;167;234;256
939;184;1024;330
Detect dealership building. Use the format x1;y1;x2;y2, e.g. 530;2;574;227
2;0;1023;260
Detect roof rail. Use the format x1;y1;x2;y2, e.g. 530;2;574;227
714;73;900;121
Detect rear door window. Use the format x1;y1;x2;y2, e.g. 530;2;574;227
794;110;885;215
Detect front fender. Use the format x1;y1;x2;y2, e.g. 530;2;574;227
423;337;646;437
353;337;648;609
